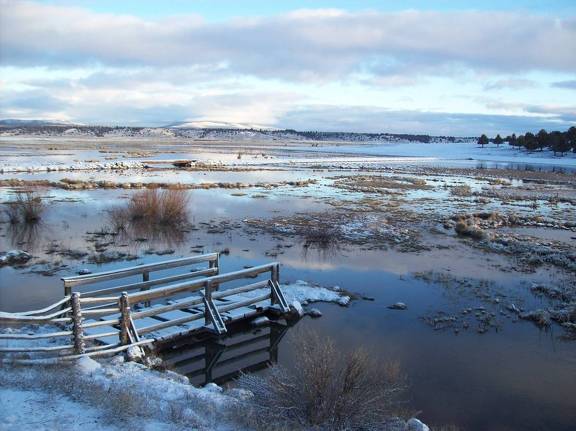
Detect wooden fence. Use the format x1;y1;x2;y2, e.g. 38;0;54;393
0;254;290;364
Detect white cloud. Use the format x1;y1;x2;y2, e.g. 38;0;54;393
1;2;575;80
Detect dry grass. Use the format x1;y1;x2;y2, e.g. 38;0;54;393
235;332;407;430
450;185;472;197
109;188;190;230
454;220;486;240
3;190;45;224
302;222;340;252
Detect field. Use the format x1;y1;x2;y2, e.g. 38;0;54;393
1;135;575;430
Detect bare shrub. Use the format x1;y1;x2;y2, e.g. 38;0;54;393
450;185;472;197
3;190;45;224
302;222;340;252
236;332;407;430
109;188;190;228
454;219;486;240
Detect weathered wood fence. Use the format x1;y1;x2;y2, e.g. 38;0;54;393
0;254;290;364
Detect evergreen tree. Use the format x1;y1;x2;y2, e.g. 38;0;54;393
494;134;503;147
477;134;489;148
549;131;570;155
524;132;539;152
536;129;548;152
566;127;576;153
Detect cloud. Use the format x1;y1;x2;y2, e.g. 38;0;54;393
1;2;575;82
276;105;576;136
0;89;66;118
483;79;537;91
551;80;576;89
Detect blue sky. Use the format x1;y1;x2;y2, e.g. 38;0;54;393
35;1;576;18
1;0;575;135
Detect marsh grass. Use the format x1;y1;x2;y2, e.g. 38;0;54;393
302;222;340;253
450;184;472;197
235;332;407;430
109;188;190;230
3;190;45;224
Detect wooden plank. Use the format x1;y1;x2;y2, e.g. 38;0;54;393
8;297;70;316
212;280;269;300
128;263;277;304
83;318;120;329
0;339;156;365
79;296;121;304
0;344;74;353
131;296;204;320
0;307;72;324
78;267;218;298
219;293;270;313
0;330;73;340
62;254;218;287
82;308;120;317
137;313;204;335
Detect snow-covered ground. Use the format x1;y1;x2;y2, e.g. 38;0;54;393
0;357;242;431
308;141;576;167
0;160;144;174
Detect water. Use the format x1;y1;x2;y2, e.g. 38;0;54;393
1;145;575;430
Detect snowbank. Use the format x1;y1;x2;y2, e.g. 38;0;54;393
0;160;144;174
0;357;242;430
308;141;576;167
242;280;350;306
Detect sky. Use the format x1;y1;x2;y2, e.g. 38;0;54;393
0;0;575;136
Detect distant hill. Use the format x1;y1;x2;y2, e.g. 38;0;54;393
0;119;474;143
165;120;276;130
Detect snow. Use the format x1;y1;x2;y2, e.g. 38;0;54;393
77;356;102;374
0;388;121;431
305;141;576;167
239;280;350;307
0;359;243;430
406;418;430;431
0;250;32;265
0;160;144;174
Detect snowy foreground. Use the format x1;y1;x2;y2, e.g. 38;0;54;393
0;281;428;430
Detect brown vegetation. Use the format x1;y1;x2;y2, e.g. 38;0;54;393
3;190;45;224
236;332;407;430
109;188;190;230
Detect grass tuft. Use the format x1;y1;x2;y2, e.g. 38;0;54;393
3;190;45;224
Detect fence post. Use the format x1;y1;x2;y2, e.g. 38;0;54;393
204;281;212;326
119;292;131;345
71;292;85;355
142;271;150;307
272;264;280;285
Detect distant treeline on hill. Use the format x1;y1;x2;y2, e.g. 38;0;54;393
477;127;576;155
0;122;474;143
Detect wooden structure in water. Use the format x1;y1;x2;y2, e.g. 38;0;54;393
0;253;292;364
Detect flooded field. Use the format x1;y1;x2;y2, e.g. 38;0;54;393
1;137;575;430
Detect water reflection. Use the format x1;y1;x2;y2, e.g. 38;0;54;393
159;320;292;386
5;221;46;252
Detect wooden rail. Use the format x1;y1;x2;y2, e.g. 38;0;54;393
0;254;291;364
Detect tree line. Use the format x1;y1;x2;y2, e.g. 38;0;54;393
477;127;576;155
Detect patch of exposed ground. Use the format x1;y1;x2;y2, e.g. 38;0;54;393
416;271;576;338
244;210;428;252
0;177;316;191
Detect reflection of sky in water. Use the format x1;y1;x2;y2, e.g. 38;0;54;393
2;141;574;173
